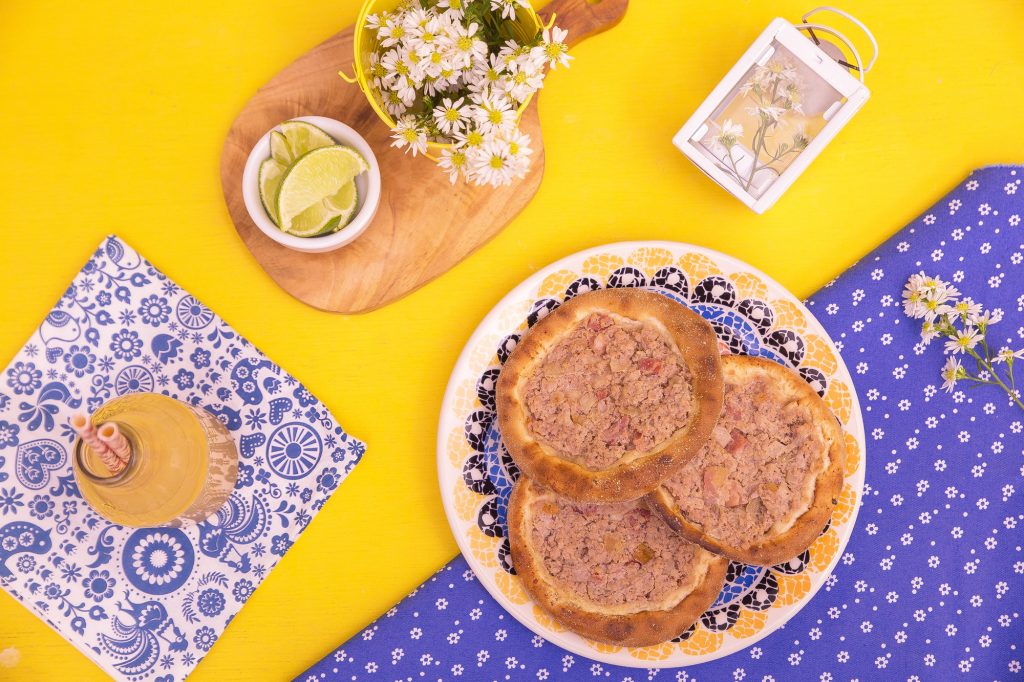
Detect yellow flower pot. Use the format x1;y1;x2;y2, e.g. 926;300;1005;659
343;0;544;154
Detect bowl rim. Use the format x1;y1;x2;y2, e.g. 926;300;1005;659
241;115;381;254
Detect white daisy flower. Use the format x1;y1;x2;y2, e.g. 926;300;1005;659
391;115;428;156
504;128;532;159
471;92;516;133
504;57;544;102
439;146;469;184
381;89;408;117
378;16;410;48
381;47;414;85
490;0;527;21
971;308;1002;328
497;39;525;66
952;297;983;321
436;0;466;19
449;22;488;69
994;347;1024;364
941;357;964;393
471;139;517;186
365;12;386;32
452;127;486;150
469;54;507;93
716;119;744;148
539;26;572;69
920;320;941;345
409;16;447;53
944;326;980;355
401;6;431;32
433;96;470;135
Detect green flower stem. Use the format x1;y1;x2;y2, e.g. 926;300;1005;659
967;348;1024;410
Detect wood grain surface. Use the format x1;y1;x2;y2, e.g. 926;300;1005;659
220;0;628;313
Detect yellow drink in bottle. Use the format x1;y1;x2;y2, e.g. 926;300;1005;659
72;393;238;527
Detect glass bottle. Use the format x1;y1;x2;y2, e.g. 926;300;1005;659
72;393;238;527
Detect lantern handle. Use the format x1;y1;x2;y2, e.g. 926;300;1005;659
796;23;866;84
800;6;878;74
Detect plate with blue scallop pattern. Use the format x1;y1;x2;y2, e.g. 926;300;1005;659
437;242;866;667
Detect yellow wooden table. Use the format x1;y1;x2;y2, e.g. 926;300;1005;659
1;0;1022;678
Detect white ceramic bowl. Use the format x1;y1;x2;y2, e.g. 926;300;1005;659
241;116;381;254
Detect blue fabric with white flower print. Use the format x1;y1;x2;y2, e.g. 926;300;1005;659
0;236;365;682
301;166;1024;682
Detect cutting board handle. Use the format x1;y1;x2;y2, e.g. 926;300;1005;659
541;0;629;48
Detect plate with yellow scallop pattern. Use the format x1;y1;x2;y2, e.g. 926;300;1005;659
437;242;866;667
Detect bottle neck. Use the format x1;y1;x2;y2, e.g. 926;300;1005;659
75;422;139;487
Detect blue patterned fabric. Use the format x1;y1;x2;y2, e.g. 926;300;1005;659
0;237;365;682
301;166;1024;682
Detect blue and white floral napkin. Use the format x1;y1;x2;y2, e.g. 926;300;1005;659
0;236;365;681
301;165;1024;681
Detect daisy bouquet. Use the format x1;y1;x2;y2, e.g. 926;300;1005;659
903;273;1023;411
359;0;571;186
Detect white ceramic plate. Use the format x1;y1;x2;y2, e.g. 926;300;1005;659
437;242;866;668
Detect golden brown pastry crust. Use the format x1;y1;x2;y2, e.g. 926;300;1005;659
648;355;844;566
508;476;728;647
496;288;723;502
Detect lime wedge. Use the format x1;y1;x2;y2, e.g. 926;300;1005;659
285;182;359;237
280;120;336;157
286;203;343;237
276;146;368;230
329;179;362;216
269;131;293;165
258;158;286;227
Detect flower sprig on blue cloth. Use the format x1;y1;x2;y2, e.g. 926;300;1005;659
903;273;1023;409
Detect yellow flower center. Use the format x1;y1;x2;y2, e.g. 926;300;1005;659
422;31;435;43
445;109;460;122
450;151;466;167
457;36;473;51
489;155;505;169
513;72;527;84
396;62;409;75
488;109;503;124
402;129;419;142
544;43;562;59
392;26;405;39
509;141;519;155
431;52;443;64
466;131;483;146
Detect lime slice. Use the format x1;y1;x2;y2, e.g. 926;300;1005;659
286;203;343;237
276;146;368;230
329;179;362;216
269;131;293;165
258;158;286;227
285;182;359;237
280;120;336;157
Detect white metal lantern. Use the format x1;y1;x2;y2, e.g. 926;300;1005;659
673;7;879;214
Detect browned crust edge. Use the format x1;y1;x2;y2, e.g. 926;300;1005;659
496;288;724;502
508;476;729;647
647;355;845;566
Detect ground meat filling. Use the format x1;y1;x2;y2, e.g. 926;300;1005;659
663;371;825;546
530;496;704;608
522;313;693;470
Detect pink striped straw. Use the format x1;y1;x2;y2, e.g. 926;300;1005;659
97;422;132;464
70;414;125;475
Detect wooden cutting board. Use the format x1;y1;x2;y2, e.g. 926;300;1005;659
220;0;628;313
